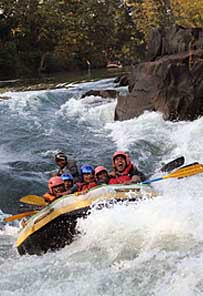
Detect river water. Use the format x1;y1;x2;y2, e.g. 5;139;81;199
0;76;203;295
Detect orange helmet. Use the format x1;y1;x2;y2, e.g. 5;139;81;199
112;150;130;166
48;176;64;194
95;166;107;177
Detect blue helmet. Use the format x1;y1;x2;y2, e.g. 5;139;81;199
80;164;94;177
61;173;73;181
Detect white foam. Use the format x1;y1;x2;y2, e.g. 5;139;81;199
1;80;203;296
56;97;116;127
105;111;203;163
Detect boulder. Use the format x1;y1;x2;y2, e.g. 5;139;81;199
115;25;203;121
114;74;129;86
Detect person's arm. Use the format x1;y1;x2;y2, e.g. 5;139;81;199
66;160;80;178
43;192;55;203
130;167;147;183
70;184;79;194
108;170;116;178
136;169;147;182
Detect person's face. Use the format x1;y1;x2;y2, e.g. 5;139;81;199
52;184;65;195
96;171;108;183
56;159;66;168
114;156;127;172
64;180;73;190
83;173;95;183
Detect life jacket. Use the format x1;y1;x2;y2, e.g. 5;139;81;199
76;181;97;192
43;192;56;203
109;163;135;184
43;191;69;203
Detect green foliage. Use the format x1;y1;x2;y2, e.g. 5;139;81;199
171;0;203;27
1;0;201;78
129;0;203;42
129;0;174;40
0;0;145;77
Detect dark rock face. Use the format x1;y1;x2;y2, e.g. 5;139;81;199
114;74;129;86
81;89;118;99
115;25;203;121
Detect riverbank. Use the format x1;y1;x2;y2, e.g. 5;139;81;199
0;67;128;94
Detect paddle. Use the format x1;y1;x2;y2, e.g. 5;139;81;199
160;156;185;172
20;195;48;207
3;210;38;223
142;162;203;184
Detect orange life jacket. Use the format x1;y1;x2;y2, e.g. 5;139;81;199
43;192;56;203
43;191;69;203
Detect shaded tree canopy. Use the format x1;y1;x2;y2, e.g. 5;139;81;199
0;0;202;78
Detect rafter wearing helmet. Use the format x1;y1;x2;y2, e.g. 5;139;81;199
109;151;146;184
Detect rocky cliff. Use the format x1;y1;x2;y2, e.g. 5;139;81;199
115;25;203;121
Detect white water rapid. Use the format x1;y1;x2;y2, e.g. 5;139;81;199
0;78;203;295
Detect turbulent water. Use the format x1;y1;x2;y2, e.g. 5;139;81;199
0;77;203;295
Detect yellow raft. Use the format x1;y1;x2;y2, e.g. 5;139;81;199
16;184;156;255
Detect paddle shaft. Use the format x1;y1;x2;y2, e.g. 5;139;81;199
142;177;163;184
142;163;203;184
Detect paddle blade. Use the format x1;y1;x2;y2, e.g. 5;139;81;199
164;163;203;179
4;211;38;222
160;156;185;172
20;195;48;206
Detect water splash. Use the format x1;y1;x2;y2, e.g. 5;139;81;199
1;78;203;295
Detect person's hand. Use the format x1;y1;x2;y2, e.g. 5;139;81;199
63;190;72;195
55;192;63;198
123;180;130;185
130;175;141;184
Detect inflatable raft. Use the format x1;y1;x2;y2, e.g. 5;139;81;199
16;184;156;255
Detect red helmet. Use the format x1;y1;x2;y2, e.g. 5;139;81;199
95;166;107;177
48;176;64;194
112;150;130;166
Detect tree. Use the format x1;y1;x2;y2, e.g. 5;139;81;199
171;0;203;27
129;0;174;39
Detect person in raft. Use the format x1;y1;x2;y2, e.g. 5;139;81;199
61;173;74;192
109;150;146;184
43;176;68;203
54;152;80;182
71;164;97;193
95;166;110;185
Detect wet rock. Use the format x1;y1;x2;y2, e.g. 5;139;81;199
81;89;118;99
115;25;203;121
114;74;129;86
